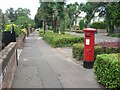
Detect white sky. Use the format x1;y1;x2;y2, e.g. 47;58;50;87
0;0;86;19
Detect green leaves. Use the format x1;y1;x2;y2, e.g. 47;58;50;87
72;43;84;60
14;16;35;28
39;30;84;47
82;2;100;27
72;44;120;61
94;53;120;89
90;21;107;29
105;2;120;33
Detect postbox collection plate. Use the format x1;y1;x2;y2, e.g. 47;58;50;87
86;39;90;45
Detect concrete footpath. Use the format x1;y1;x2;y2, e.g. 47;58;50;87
12;31;105;89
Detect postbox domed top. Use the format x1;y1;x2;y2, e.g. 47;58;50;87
83;28;97;32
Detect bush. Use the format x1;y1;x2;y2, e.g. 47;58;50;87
4;24;20;37
41;31;84;47
90;22;107;29
72;44;104;60
94;46;105;59
71;30;83;33
108;33;120;38
96;42;120;54
72;44;84;60
72;43;120;60
21;28;27;35
39;29;44;37
79;19;84;30
94;53;120;89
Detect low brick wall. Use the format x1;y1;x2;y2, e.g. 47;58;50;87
16;33;26;49
0;42;17;89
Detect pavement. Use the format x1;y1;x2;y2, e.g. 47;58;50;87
12;31;107;88
70;32;120;44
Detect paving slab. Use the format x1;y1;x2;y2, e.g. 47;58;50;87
12;67;43;88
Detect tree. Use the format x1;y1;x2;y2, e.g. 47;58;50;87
95;2;120;33
0;9;10;30
5;7;34;30
5;8;16;22
6;8;31;23
15;8;30;18
65;2;85;30
35;2;54;33
105;2;120;33
82;2;100;27
14;16;35;28
35;1;66;33
79;19;87;30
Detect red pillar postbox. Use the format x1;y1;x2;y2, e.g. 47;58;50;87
83;28;97;69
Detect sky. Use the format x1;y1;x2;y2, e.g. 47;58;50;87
0;0;86;19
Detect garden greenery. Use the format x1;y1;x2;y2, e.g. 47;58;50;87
39;30;84;47
90;22;107;29
94;53;120;89
72;43;120;61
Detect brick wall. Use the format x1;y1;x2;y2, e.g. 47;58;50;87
0;42;17;89
16;33;26;49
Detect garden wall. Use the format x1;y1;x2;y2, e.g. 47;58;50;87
0;42;17;89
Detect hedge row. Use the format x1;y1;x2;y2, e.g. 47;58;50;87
90;21;107;29
39;29;44;37
94;53;120;89
72;43;120;60
72;44;84;60
108;33;120;38
39;30;84;47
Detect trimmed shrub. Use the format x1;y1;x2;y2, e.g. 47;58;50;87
96;42;120;54
90;22;107;29
72;44;104;60
94;46;105;59
41;31;84;47
71;30;83;33
72;43;84;60
94;53;120;89
108;33;120;38
39;29;44;37
72;43;120;60
21;28;27;35
4;24;20;37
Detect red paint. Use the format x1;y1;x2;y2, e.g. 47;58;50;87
83;28;97;61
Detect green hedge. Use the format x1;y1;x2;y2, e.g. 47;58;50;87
72;43;120;60
41;31;84;47
71;30;83;33
72;44;84;60
39;29;44;37
94;53;120;89
108;33;120;38
90;22;107;29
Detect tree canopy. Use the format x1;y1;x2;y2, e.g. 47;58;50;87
5;8;35;28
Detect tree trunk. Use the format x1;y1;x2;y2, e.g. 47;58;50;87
43;21;46;34
108;20;114;34
109;25;114;34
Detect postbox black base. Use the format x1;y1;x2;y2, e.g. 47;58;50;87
83;61;94;69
